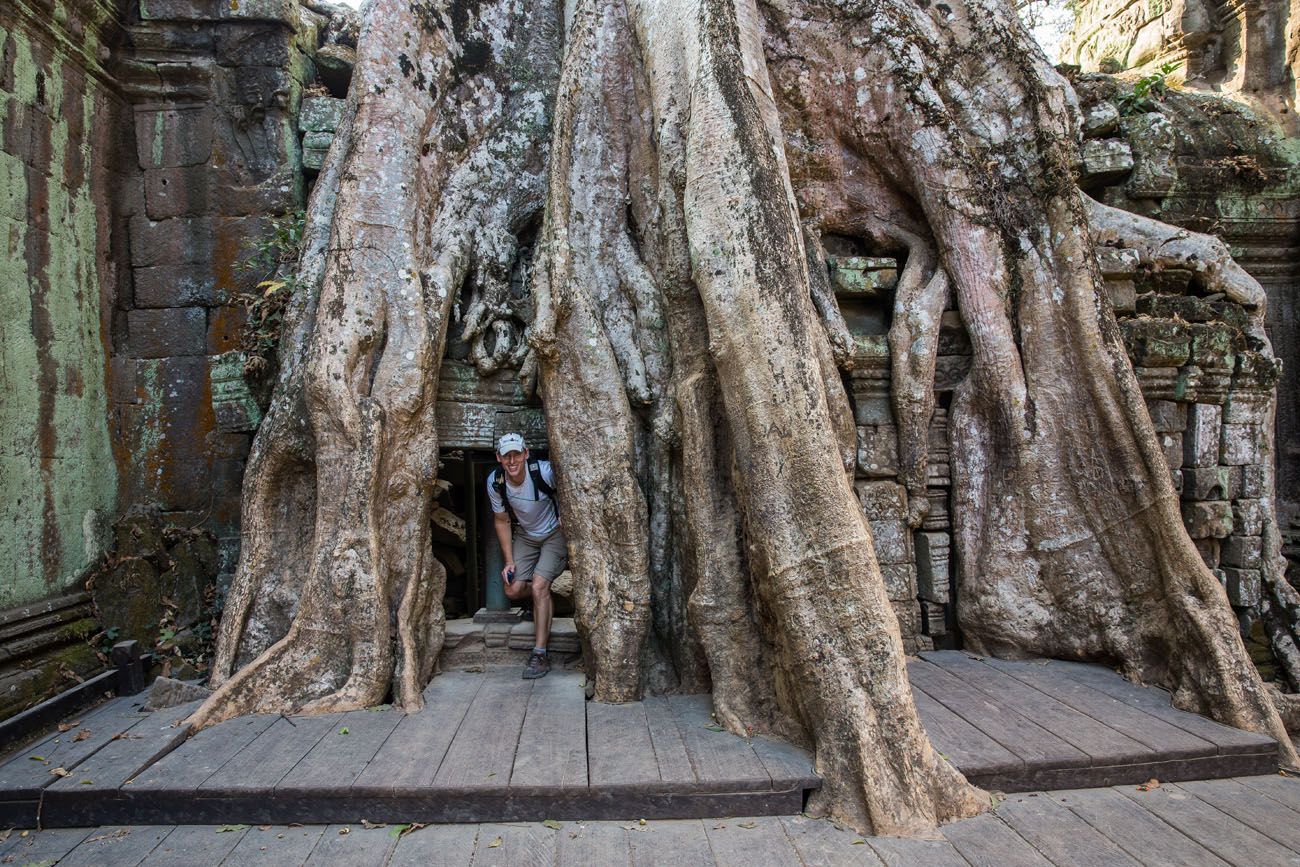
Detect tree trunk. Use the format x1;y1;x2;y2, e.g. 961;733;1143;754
192;0;1296;835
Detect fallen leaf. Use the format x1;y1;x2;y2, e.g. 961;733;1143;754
258;825;270;831
28;756;45;762
705;725;724;732
110;732;141;741
488;836;503;848
339;827;351;836
339;727;350;735
362;820;384;830
277;834;284;839
639;819;647;826
72;730;91;742
1137;778;1161;792
216;824;249;833
542;819;562;830
80;780;93;786
852;839;866;845
487;772;496;778
49;768;69;778
737;822;756;829
388;824;411;839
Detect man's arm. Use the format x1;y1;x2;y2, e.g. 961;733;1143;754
494;510;514;580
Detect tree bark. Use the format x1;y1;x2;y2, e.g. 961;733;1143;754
193;0;1297;835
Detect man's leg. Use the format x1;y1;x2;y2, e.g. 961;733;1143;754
530;576;553;651
529;529;567;656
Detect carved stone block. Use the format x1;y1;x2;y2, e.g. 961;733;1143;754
1224;392;1271;425
1239;465;1268;498
1222;567;1261;608
1182;500;1233;539
880;563;917;602
1181;466;1232;501
1159;433;1183;471
1081;139;1134;182
915;531;951;604
1146;400;1186;433
856;424;898;478
1182;403;1221;468
1233;499;1265;536
1221;535;1263;570
1220;423;1262;466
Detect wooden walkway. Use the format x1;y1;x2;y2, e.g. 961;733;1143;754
0;651;1279;828
5;775;1300;865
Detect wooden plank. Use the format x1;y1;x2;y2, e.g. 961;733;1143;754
780;814;884;866
139;825;250;867
705;815;802;867
0;697;150;796
1117;781;1299;865
985;658;1218;760
220;825;326;866
587;700;660;786
200;713;342;794
277;708;403;791
1237;773;1300;812
867;835;970;867
642;696;696;785
0;671;116;756
556;821;630;865
303;824;397;866
510;671;587;787
908;659;1089;769
1047;660;1277;755
48;700;199;792
910;683;1023;776
130;713;278;791
994;792;1141;866
471;822;557;866
434;676;531;787
627;819;716;866
942;814;1053;867
0;828;95;865
921;652;1154;766
56;825;171;867
354;670;484;791
667;695;769;786
1177;778;1300;851
388;824;479;867
748;734;817;789
1048;786;1229;867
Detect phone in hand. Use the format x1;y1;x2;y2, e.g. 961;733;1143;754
506;567;515;584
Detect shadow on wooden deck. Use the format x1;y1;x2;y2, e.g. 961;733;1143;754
0;651;1278;828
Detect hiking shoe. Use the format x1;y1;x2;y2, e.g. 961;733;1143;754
522;651;550;680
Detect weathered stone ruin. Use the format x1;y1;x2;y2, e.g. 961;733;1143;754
1;0;1298;735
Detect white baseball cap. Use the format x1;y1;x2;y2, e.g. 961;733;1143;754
496;433;526;454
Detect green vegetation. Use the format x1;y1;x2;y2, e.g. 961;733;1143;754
1119;62;1181;115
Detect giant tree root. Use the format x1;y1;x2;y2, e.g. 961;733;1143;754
192;0;1296;832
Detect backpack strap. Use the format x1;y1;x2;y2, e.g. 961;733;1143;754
527;459;558;514
491;466;520;524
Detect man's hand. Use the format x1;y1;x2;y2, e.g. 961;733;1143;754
501;563;516;583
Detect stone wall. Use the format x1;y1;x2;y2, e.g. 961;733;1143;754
843;76;1297;654
1062;0;1299;137
107;0;321;574
1;0;127;609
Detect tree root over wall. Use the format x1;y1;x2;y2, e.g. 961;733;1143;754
190;0;1296;835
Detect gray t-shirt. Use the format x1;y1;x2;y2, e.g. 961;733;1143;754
488;460;561;541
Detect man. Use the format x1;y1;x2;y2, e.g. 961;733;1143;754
488;433;567;679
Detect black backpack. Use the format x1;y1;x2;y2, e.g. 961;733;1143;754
491;459;558;525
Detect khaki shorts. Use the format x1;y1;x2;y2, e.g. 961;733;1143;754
512;527;568;584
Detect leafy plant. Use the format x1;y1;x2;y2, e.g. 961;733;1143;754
1118;62;1180;116
237;210;307;376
